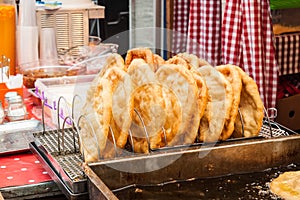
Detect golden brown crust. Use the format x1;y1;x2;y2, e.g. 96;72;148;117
156;64;200;146
80;66;134;161
197;65;233;142
127;61;159;153
127;61;181;152
166;56;191;69
160;84;182;146
190;68;208;122
153;54;165;65
128;83;165;153
92;78;113;158
131;83;181;153
232;66;264;138
80;78;112;162
127;58;158;87
80;50;266;159
176;52;212;69
125;47;154;67
153;54;165;71
99;53;125;76
198;58;212;67
216;64;242;140
270;171;300;200
102;67;134;149
176;53;199;69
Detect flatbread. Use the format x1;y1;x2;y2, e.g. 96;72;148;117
80;78;112;161
102;67;134;150
156;64;200;146
153;54;165;71
99;53;125;76
127;58;158;86
190;68;209;122
153;54;165;65
80;66;133;160
128;61;181;152
176;52;212;69
160;84;182;147
84;53;124;106
166;56;191;69
232;67;264;138
270;171;300;200
125;47;154;65
130;83;181;153
197;65;233;142
216;64;242;140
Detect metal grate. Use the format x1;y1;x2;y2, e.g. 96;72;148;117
259;122;290;138
33;128;86;185
56;153;85;181
33;128;79;155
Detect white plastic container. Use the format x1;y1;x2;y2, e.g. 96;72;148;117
34;74;95;126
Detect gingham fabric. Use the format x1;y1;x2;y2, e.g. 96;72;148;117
172;0;278;109
186;0;222;66
171;0;190;54
275;33;300;76
222;0;278;109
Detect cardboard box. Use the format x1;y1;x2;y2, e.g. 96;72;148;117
271;8;300;34
275;94;300;131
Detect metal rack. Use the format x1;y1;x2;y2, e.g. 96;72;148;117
30;93;297;199
31;96;87;198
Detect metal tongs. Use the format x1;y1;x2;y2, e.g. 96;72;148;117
0;55;10;83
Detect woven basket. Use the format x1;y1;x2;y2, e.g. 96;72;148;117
270;0;300;10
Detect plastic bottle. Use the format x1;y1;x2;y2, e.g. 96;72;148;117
0;0;17;75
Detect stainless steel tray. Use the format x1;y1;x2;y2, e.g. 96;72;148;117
84;133;300;200
29;142;88;200
31;118;299;200
0;119;43;155
32;128;86;195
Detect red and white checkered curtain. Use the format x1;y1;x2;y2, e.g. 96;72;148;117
171;0;190;54
222;0;278;109
186;0;222;66
171;0;278;109
275;33;300;76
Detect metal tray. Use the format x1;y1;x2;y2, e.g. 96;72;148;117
30;119;299;200
32;128;86;194
29;142;88;200
84;133;300;200
0;119;43;155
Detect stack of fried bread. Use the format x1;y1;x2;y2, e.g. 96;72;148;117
79;47;264;162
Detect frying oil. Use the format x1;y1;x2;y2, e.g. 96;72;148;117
114;163;300;200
